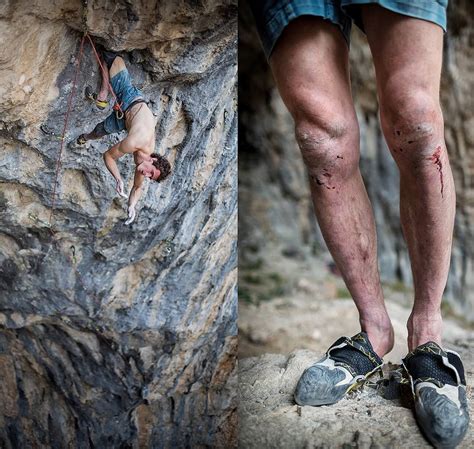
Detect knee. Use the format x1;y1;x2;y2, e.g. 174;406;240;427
294;106;359;182
380;90;444;162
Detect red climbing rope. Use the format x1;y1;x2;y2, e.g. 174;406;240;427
45;32;116;304
49;34;86;226
85;33;124;118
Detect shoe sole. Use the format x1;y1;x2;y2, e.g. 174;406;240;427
296;364;383;407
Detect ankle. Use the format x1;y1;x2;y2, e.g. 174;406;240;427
407;310;443;351
360;316;394;358
97;91;108;102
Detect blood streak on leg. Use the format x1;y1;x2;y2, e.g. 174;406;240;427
427;146;444;197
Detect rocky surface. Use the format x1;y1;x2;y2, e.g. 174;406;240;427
239;343;473;449
239;0;474;320
238;249;474;448
0;1;237;448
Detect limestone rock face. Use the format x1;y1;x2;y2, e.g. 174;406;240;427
0;1;237;448
239;1;474;320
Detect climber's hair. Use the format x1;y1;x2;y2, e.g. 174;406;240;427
151;153;171;183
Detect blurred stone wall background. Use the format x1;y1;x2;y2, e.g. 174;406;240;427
239;0;473;321
0;1;237;447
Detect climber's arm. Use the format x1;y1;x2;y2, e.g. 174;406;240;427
103;144;128;198
124;169;145;225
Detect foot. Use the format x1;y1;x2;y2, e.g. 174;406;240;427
407;310;443;351
360;316;394;358
294;332;383;406
76;134;87;146
402;342;469;449
85;86;108;110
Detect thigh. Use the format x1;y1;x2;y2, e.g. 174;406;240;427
269;16;355;124
361;5;444;103
90;121;109;139
104;112;126;135
109;56;126;78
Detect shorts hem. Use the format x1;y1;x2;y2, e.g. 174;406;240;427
261;4;351;60
342;0;447;32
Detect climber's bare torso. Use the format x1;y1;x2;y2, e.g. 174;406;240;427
123;101;157;159
108;56;156;161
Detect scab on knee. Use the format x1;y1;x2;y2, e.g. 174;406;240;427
381;91;444;160
295;116;359;188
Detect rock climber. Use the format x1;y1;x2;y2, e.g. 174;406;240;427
76;49;171;225
250;1;469;447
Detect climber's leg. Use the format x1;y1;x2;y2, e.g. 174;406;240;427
77;121;108;144
362;5;454;351
109;56;127;78
97;57;110;103
96;50;120;102
270;16;393;358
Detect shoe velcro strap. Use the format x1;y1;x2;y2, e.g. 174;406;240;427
403;343;464;387
327;335;382;377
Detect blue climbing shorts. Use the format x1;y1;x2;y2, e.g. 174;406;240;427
103;68;144;134
250;0;448;59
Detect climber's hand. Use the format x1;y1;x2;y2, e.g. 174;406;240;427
124;206;136;225
115;179;128;198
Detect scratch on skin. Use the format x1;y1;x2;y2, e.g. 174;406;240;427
427;146;444;197
322;169;332;178
311;175;336;190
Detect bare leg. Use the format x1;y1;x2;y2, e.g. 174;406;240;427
270;17;393;357
362;6;455;350
78;121;108;143
109;56;126;78
97;57;110;102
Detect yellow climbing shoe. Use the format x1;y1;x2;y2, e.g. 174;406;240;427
85;86;108;110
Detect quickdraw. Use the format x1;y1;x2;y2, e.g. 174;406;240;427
113;102;124;120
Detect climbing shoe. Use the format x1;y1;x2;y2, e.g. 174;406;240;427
294;332;383;406
76;134;87;146
402;342;469;449
85;86;108;110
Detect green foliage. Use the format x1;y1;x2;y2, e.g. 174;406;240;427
336;287;351;299
239;260;288;304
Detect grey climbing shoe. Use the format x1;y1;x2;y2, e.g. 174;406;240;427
402;342;469;449
294;332;383;406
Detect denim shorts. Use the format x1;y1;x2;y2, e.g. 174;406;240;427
250;0;448;59
103;68;144;134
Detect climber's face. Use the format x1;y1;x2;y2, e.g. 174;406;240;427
137;160;161;180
